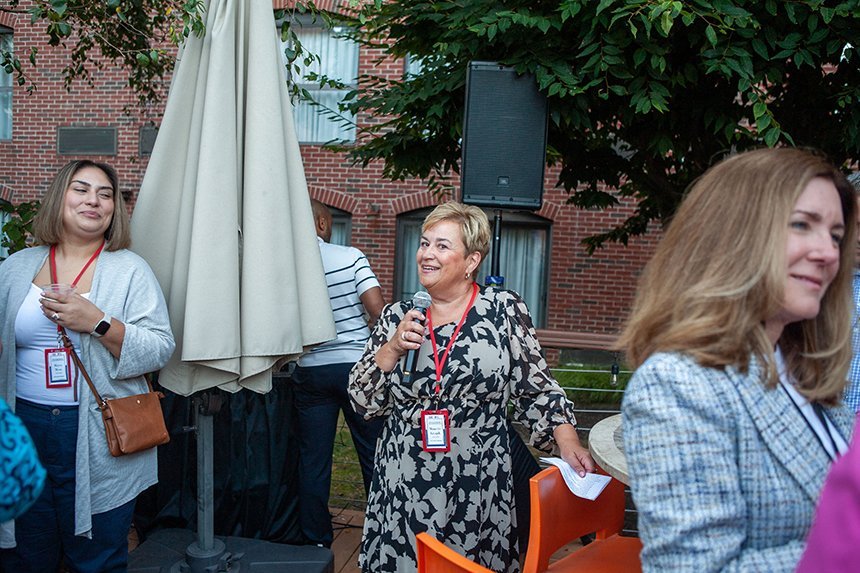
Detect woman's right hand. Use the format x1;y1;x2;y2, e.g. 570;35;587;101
374;308;427;372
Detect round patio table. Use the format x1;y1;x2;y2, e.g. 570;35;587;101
588;414;629;485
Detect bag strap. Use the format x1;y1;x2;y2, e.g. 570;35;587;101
59;328;155;410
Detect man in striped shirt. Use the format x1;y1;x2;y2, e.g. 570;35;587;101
292;200;386;547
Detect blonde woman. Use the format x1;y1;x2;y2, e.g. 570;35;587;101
619;147;856;571
350;202;592;573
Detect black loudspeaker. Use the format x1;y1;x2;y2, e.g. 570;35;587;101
461;62;548;210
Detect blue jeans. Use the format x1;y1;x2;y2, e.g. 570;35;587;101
0;399;135;573
292;363;383;547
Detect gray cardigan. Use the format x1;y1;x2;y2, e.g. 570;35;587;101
0;246;175;546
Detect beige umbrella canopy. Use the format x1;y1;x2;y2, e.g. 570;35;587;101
130;0;335;396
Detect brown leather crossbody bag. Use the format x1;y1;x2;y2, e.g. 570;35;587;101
60;329;170;457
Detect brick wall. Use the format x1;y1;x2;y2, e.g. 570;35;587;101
0;1;660;339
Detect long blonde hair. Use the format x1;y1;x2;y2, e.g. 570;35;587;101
618;148;856;404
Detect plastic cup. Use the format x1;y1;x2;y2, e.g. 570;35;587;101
41;283;76;297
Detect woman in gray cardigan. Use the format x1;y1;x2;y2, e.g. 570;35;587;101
619;148;856;572
0;160;175;573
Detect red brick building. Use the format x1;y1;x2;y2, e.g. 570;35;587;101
0;1;659;349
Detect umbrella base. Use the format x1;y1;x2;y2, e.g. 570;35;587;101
128;528;334;573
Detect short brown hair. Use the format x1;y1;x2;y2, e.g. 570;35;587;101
618;147;856;404
32;160;130;251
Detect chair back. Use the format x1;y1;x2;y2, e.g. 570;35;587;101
522;466;627;573
415;532;495;573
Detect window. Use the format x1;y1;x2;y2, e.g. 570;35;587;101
284;22;357;144
396;209;550;327
0;27;12;141
328;205;351;246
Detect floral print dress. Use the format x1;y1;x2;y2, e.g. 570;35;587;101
349;286;577;573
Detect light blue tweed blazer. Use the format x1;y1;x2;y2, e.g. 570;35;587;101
622;352;854;572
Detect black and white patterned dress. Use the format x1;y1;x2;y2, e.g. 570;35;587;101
349;286;576;573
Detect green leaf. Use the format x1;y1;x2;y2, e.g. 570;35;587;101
785;3;797;24
807;13;818;34
595;0;614;17
763;126;780;146
765;0;778;16
660;12;674;36
537;18;551;34
751;39;768;60
705;25;717;47
50;0;67;17
136;52;150;66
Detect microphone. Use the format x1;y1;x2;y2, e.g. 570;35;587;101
403;291;432;383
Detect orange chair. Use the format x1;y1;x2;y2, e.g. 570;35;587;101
522;466;642;573
415;531;496;573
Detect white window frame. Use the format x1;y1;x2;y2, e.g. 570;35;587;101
283;21;357;144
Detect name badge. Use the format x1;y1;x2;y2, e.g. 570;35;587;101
45;347;72;388
421;409;450;452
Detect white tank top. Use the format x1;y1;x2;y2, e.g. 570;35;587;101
15;283;87;405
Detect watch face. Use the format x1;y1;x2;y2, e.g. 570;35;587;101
94;320;111;336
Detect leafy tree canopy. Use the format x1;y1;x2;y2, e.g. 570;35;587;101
0;0;206;107
333;0;860;251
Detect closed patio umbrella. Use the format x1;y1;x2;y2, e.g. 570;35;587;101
131;0;334;397
128;0;335;569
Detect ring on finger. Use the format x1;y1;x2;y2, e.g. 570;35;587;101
51;312;60;322
401;332;407;341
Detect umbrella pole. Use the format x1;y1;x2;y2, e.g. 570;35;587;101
197;402;215;550
185;394;228;571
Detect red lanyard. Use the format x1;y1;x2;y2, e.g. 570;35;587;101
426;282;478;395
48;242;104;332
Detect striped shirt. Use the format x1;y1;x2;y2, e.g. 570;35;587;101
298;237;380;367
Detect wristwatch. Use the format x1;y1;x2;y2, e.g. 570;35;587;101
91;313;112;338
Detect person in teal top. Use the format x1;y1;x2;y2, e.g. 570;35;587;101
0;395;46;522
